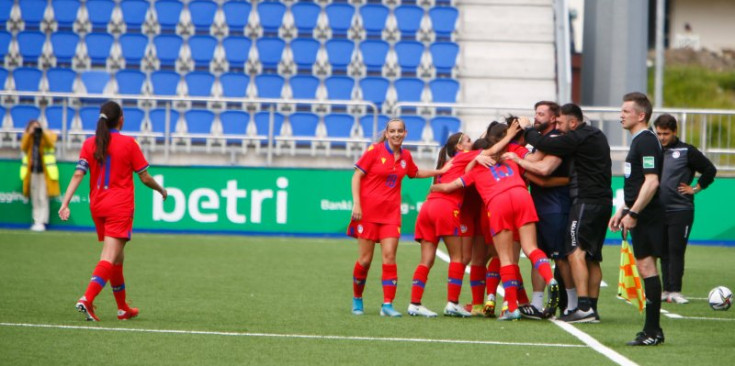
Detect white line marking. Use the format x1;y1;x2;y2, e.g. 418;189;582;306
551;320;639;366
669;316;735;322
0;322;585;348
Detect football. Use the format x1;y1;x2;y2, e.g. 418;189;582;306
708;286;733;311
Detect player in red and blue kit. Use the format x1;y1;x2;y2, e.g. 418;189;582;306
432;123;560;320
348;118;448;317
407;132;475;318
58;101;167;321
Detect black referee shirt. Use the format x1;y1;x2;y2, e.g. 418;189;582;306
624;128;663;209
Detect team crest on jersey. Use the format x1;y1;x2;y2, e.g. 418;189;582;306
672;151;680;159
367;145;375;151
381;157;386;164
460;224;468;234
643;156;655;169
357;224;363;233
453;210;459;218
400;160;406;169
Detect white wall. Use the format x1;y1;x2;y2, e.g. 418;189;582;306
669;0;735;53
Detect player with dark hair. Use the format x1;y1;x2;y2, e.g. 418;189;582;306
348;118;448;317
58;101;168;321
653;113;716;304
609;92;666;346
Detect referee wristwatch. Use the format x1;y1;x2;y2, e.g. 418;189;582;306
626;210;639;220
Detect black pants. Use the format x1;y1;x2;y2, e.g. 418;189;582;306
661;210;694;292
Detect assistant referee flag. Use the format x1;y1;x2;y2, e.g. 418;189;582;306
617;238;646;312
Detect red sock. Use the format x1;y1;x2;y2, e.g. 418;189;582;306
470;265;486;305
83;260;113;303
352;261;369;298
529;249;554;283
381;264;398;303
500;265;518;312
514;264;530;305
486;257;500;297
110;264;130;311
410;265;430;304
447;262;465;303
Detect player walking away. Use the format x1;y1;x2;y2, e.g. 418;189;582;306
609;92;666;346
408;132;475;318
654;114;717;304
348;118;448;317
520;103;612;323
431;123;560;321
58;101;167;321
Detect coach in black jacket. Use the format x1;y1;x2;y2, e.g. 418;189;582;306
519;103;612;323
654;113;717;305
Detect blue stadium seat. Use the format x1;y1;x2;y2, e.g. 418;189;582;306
188;35;217;69
0;0;12;25
288;112;319;146
46;68;77;93
430;42;459;76
401;115;425;143
289;75;319;100
85;32;114;67
116;69;146;95
395;5;424;38
324;113;354;147
258;2;286;35
326;39;354;73
291;2;320;37
220;72;249;98
150;70;180;96
222;1;251;33
121;0;149;33
185;71;215;97
325;76;354;100
184;109;214;142
359;77;389;106
290;38;319;73
222;36;251;69
325;3;354;38
429;78;458;103
80;71;110;94
256;37;285;72
395;41;424;74
20;0;47;30
80;106;100;131
120;33;149;68
45;105;74;132
254;111;284;142
359;114;389;140
0;67;7;89
11;105;41;128
429;6;458;40
431;116;460;145
394;77;424;102
360;40;389;74
220;110;249;143
154;34;183;68
150;108;180;139
17;32;46;64
255;74;285;99
12;67;42;93
155;0;183;33
51;32;80;65
0;31;10;59
53;0;81;31
122;107;145;133
86;0;115;31
189;0;218;34
360;4;389;38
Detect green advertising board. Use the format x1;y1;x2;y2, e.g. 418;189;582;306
1;160;732;243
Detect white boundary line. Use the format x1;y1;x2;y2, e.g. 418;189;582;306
0;322;585;348
660;309;735;321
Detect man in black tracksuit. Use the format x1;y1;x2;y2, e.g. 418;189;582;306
519;103;612;323
654;114;717;304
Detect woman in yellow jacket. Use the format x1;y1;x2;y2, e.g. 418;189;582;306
21;120;60;231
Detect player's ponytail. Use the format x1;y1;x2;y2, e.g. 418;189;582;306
93;101;122;164
434;132;463;183
486;123;509;162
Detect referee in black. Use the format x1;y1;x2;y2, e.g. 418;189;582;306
609;92;665;346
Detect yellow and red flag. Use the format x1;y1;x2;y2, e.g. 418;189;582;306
617;238;646;312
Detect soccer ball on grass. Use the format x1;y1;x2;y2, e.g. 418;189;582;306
708;286;732;311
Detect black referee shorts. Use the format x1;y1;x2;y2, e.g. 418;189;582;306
566;202;611;262
629;206;666;259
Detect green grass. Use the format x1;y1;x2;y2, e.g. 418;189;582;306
1;230;733;365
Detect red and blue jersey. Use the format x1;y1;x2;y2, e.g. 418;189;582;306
460;160;527;207
355;141;418;225
427;149;481;205
508;141;530;159
77;130;149;217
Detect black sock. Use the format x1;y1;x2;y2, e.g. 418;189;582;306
578;297;591;312
643;276;662;334
590;297;598;312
